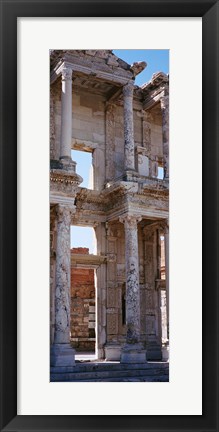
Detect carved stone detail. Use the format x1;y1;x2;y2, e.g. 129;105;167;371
107;253;117;262
119;214;142;229
61;67;72;81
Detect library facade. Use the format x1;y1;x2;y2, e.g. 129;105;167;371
50;50;169;368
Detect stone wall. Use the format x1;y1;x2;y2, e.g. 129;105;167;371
70;248;95;351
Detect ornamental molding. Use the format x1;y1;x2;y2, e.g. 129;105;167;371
50;169;82;183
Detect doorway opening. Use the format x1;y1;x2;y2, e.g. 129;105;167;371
70;226;97;358
70;261;96;353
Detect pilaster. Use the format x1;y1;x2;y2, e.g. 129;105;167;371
143;224;162;360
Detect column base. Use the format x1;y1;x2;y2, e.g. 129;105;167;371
105;344;121;361
146;342;162;361
59;156;76;173
50;343;75;367
120;343;146;363
162;343;169;362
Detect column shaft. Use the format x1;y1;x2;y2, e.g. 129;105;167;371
164;221;169;339
123;82;135;171
60;67;72;160
160;95;169;179
120;215;141;344
54;205;72;343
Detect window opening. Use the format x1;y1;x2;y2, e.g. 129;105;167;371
158;166;164;179
71;226;96;254
71;149;93;189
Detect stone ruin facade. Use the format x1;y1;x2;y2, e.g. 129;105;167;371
50;50;169;367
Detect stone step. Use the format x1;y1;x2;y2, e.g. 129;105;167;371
51;361;168;374
70;375;169;382
51;365;169;382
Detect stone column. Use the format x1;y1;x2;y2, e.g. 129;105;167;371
119;214;146;363
60;67;73;163
51;204;75;367
123;82;135;171
164;219;169;339
160;95;169;179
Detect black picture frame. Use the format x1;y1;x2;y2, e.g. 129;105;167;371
0;0;218;431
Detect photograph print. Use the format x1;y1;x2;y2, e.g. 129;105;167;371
50;49;169;382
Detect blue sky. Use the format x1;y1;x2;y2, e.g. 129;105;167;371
71;50;169;251
113;49;169;86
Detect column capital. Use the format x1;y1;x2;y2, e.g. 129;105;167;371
119;214;142;228
123;81;135;98
61;67;72;81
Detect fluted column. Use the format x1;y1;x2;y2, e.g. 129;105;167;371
123;82;135;171
119;214;146;363
51;204;75;367
160;95;169;179
60;67;72;162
